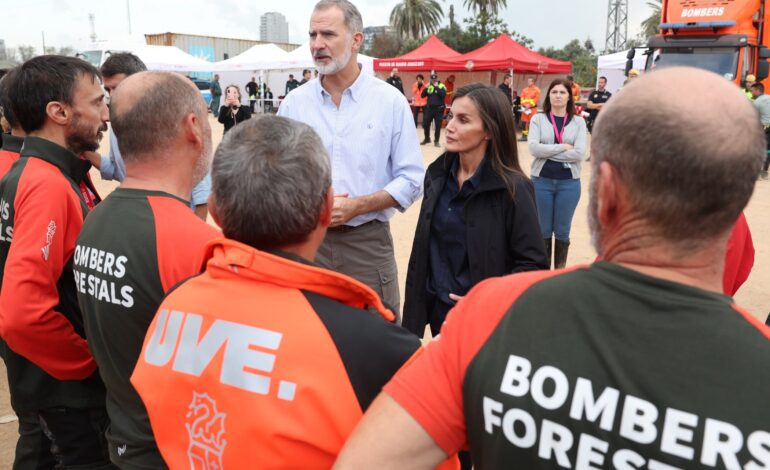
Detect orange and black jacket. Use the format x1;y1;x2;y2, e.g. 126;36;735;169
132;239;421;468
0;136;104;413
0;133;22;179
75;188;220;467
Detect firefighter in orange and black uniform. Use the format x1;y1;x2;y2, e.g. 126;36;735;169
519;76;541;141
75;71;221;469
0;55;110;468
132;116;421;468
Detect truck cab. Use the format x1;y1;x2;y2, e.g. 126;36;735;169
643;0;770;86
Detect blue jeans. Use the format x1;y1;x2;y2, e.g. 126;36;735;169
532;176;581;241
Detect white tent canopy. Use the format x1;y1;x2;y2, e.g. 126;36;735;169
131;45;214;72
596;48;647;94
209;43;291;72
210;42;376;74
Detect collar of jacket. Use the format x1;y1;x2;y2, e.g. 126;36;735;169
20;136;92;182
202;238;396;322
428;151;507;194
1;134;23;154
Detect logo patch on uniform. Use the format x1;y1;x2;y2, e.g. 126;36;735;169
117;444;126;456
41;221;56;261
186;391;227;469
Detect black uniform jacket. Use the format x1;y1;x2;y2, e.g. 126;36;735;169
402;152;549;335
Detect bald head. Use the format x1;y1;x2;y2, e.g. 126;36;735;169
591;67;764;250
110;71;205;162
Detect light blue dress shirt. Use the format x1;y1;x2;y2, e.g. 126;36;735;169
278;71;424;226
100;127;212;208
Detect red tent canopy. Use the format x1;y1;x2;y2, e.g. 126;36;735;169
374;35;462;71
433;34;572;74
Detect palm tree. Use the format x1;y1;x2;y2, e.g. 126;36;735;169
641;0;662;39
462;0;507;16
389;0;445;40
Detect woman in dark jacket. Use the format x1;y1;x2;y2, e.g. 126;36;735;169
403;83;548;338
218;84;251;134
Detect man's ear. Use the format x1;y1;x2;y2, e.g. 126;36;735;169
319;186;334;227
351;31;364;52
184;112;203;149
597;161;622;227
46;101;70;126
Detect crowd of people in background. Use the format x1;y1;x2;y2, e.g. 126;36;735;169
0;0;769;468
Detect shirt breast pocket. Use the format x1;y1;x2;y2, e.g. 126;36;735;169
355;121;390;174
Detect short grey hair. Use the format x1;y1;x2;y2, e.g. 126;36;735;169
314;0;364;34
211;116;331;249
110;72;204;161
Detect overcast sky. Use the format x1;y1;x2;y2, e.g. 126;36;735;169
2;0;653;54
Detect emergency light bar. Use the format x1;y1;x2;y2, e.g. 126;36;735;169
659;21;737;30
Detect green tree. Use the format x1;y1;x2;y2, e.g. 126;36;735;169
17;45;36;61
462;0;508;37
510;31;535;49
362;31;403;57
641;0;662;39
462;0;507;16
463;12;509;50
538;39;598;86
397;37;424;55
434;13;533;53
389;0;444;40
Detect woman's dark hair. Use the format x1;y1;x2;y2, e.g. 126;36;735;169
451;83;526;198
542;79;576;116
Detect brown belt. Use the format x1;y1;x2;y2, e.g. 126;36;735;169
328;220;379;233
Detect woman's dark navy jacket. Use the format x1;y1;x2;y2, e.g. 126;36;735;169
402;151;549;335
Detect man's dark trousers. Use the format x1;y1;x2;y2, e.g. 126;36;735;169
424;106;443;143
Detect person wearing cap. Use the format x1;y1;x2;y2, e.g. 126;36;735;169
422;73;447;147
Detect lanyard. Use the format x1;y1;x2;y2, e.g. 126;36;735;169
549;112;567;144
79;175;98;210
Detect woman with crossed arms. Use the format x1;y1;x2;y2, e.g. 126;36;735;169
528;79;588;269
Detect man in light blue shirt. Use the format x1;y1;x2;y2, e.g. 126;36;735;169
278;0;423;318
84;53;211;220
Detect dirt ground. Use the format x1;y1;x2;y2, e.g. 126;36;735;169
1;116;769;466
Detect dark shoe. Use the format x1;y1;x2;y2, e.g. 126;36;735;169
421;139;431;145
543;237;552;270
434;141;440;147
760;170;769;180
554;239;570;269
518;135;528;142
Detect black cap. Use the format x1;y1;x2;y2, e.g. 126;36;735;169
430;73;438;80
